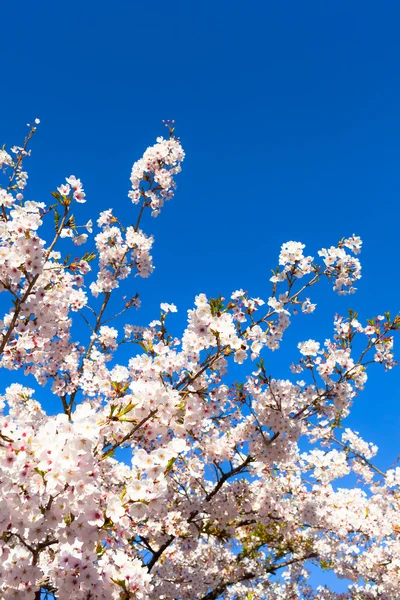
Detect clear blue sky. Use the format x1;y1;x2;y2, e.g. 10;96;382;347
1;1;400;590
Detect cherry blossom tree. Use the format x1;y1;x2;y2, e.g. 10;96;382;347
0;120;399;600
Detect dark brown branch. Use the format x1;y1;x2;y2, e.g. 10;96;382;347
100;409;158;459
198;552;319;600
199;571;255;600
205;455;253;502
147;456;254;571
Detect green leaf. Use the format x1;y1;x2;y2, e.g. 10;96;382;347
54;207;60;229
102;448;115;460
165;456;177;475
82;251;96;262
111;578;127;591
117;401;138;417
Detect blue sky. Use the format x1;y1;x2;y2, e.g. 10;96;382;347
1;0;400;592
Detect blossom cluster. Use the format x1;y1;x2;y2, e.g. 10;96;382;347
0;122;397;599
128;131;185;217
